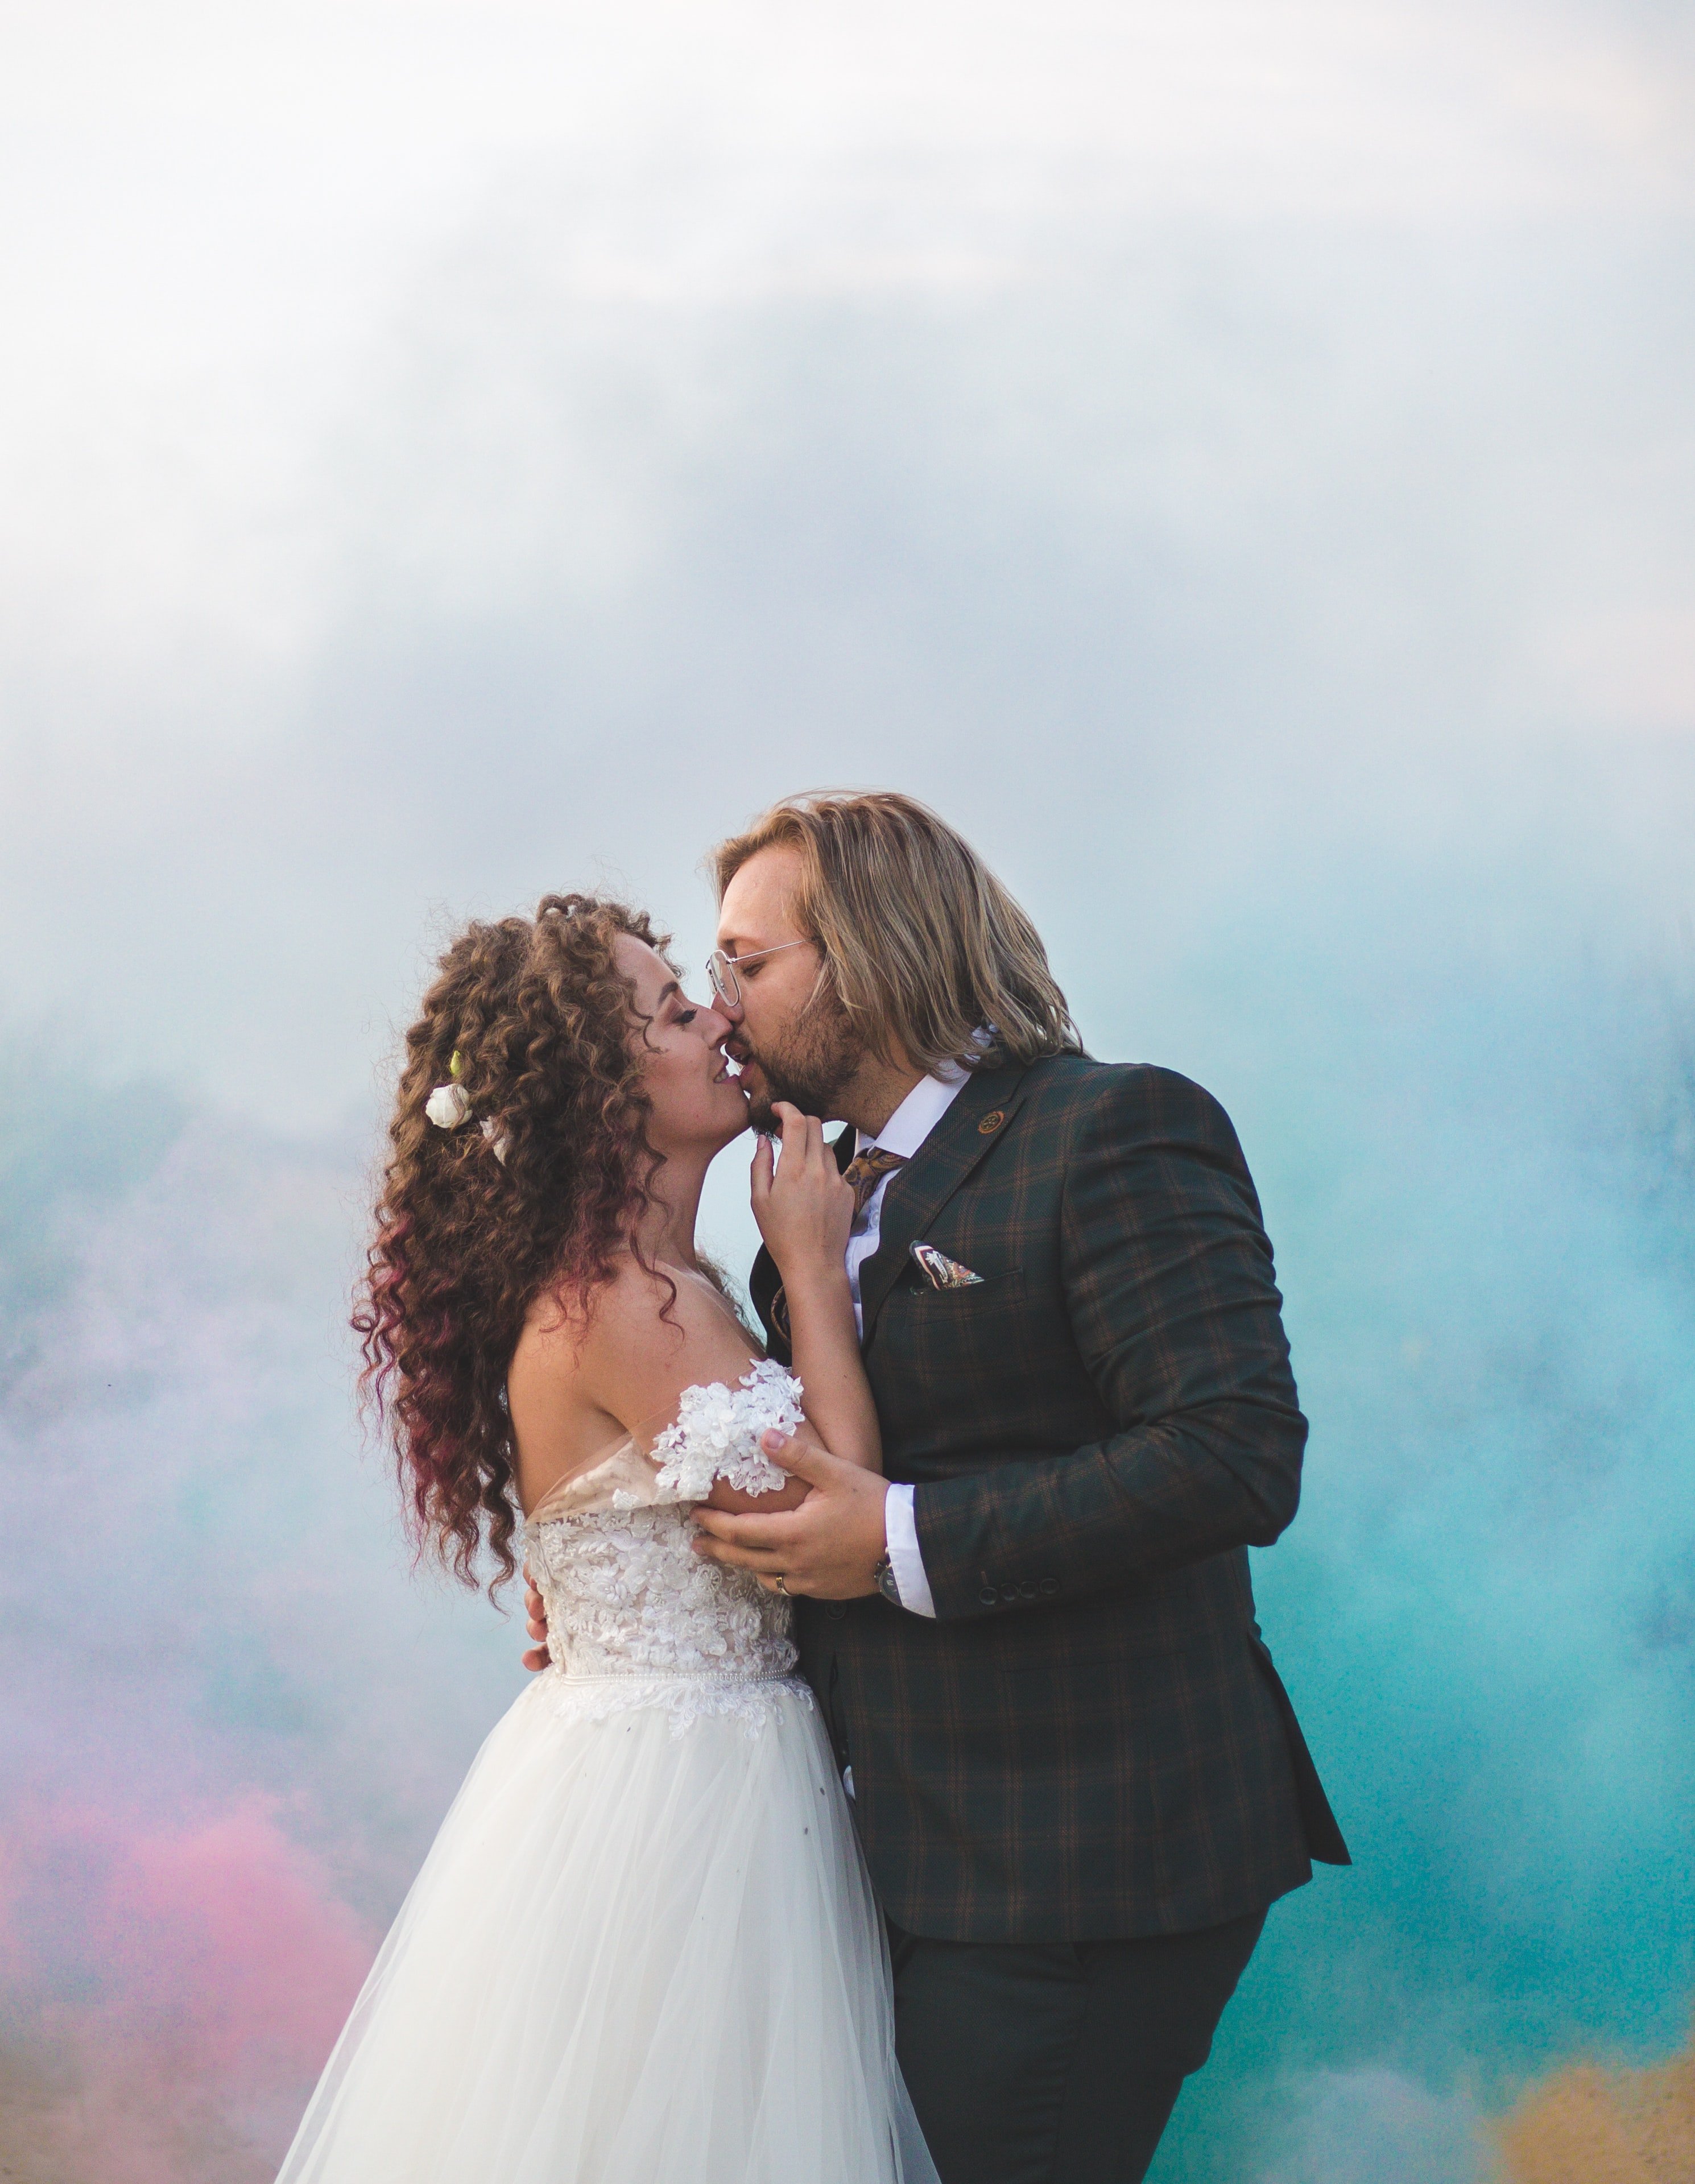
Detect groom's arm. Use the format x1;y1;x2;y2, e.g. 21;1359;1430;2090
911;1068;1308;1620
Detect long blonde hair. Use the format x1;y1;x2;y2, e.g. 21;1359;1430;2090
712;791;1082;1075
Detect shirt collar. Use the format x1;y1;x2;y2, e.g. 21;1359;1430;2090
857;1064;969;1162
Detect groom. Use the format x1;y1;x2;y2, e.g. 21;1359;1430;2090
529;790;1347;2183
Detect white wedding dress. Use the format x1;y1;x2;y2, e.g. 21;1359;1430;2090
276;1360;937;2184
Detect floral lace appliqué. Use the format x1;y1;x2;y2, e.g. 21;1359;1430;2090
650;1359;804;1502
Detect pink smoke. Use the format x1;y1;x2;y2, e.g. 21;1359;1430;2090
1;1796;377;2183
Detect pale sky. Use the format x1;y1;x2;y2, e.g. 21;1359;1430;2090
1;0;1690;1135
2;14;1692;2175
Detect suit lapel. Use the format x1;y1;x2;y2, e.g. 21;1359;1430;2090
857;1066;1029;1345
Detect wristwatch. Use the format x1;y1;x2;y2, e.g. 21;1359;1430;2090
873;1552;902;1608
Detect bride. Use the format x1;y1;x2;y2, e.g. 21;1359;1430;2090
278;892;937;2184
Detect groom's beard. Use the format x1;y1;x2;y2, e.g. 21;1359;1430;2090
738;985;866;1132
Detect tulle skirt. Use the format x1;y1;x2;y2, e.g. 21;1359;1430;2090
276;1672;937;2183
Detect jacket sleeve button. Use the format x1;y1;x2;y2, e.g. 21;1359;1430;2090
978;1587;999;1607
1038;1578;1059;1596
1018;1582;1037;1600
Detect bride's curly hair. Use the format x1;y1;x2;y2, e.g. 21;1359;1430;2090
354;893;672;1594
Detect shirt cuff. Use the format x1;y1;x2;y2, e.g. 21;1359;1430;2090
882;1482;937;1618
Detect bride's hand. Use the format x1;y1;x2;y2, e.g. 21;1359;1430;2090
751;1103;855;1281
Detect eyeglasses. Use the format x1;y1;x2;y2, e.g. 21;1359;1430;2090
705;939;813;1010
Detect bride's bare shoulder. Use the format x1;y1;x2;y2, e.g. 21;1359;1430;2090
527;1256;755;1398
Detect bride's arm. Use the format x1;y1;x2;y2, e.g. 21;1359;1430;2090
570;1263;811;1513
751;1105;882;1474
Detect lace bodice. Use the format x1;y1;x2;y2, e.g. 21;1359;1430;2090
522;1362;812;1735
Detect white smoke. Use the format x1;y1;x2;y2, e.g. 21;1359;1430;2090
2;1;1692;2176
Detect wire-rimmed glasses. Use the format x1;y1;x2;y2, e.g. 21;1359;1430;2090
705;938;812;1010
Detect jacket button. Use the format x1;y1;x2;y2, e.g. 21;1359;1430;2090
1000;1587;1019;1603
1018;1582;1037;1600
978;1587;999;1607
1039;1578;1059;1596
825;1602;847;1621
977;1109;1005;1134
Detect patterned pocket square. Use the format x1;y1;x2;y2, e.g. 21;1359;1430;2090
909;1242;985;1290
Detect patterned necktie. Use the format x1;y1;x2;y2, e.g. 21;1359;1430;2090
842;1146;908;1219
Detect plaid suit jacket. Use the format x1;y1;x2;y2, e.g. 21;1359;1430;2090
750;1053;1348;1942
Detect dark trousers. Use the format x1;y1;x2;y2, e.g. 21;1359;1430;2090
888;1908;1266;2184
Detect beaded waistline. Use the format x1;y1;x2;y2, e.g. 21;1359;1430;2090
548;1666;803;1687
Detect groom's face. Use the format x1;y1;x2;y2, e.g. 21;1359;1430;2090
716;845;866;1130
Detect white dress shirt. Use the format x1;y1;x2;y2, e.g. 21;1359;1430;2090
847;1069;969;1620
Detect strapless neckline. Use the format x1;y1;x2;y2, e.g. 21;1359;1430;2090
524;1436;666;1527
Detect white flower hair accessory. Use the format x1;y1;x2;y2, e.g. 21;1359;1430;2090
425;1048;472;1130
425;1082;472;1129
423;1049;511;1161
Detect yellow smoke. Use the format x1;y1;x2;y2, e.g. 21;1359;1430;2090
1495;2026;1695;2184
0;2034;273;2184
9;2021;1695;2182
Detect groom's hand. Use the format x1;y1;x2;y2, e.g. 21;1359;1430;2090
689;1431;886;1598
520;1563;551;1672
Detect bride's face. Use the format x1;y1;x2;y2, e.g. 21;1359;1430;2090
614;934;748;1156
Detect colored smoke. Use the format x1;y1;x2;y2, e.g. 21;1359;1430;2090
0;1099;507;2175
1496;2025;1695;2184
0;1800;374;2183
2;0;1692;2175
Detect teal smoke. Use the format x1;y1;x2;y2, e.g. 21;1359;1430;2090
4;837;1690;2180
1143;872;1695;2178
3;229;1693;2180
